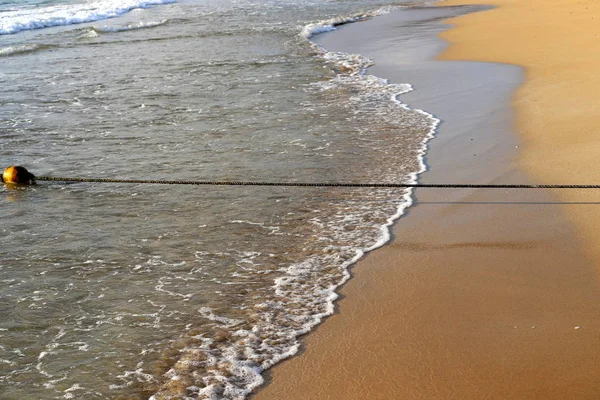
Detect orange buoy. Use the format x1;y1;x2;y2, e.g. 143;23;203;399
2;166;35;185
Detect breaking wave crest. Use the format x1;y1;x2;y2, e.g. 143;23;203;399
0;0;175;35
301;6;394;38
94;19;168;33
0;43;45;56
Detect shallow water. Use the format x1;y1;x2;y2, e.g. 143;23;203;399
1;0;441;398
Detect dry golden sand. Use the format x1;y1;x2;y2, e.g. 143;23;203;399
439;0;600;264
253;2;600;399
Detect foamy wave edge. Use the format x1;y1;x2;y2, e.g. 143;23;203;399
301;6;394;38
258;3;441;392
0;43;44;56
95;19;168;33
0;0;176;35
149;6;440;400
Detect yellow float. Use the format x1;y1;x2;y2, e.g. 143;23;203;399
2;166;35;185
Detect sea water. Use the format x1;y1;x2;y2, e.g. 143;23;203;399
0;0;437;398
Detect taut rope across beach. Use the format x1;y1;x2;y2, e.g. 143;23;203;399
33;176;600;189
5;166;600;189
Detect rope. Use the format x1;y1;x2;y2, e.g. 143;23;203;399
35;176;600;189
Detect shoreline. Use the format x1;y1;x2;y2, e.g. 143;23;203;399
253;3;600;399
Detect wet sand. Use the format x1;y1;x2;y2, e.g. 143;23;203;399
253;4;600;400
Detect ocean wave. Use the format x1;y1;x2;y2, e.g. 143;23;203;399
301;6;394;38
0;43;45;56
0;0;176;35
95;18;168;33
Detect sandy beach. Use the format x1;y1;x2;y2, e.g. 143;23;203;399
439;0;600;266
253;2;600;399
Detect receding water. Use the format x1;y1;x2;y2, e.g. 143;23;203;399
1;0;438;398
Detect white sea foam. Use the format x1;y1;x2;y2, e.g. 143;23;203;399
198;307;242;327
0;0;176;35
301;22;441;257
77;28;99;38
301;6;394;38
95;19;168;33
0;43;42;56
63;383;84;399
